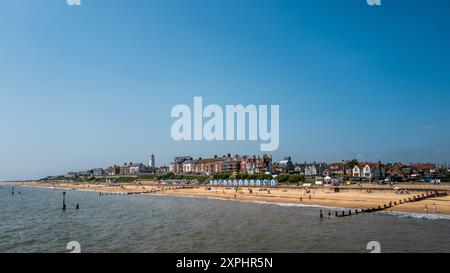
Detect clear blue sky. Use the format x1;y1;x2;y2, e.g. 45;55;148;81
1;0;449;180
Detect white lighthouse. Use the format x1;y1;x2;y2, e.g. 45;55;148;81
149;154;155;170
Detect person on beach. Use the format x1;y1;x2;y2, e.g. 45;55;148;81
433;203;437;213
425;205;428;213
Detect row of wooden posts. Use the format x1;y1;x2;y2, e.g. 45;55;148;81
320;191;447;219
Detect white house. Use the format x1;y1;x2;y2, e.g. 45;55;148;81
181;160;194;173
353;162;384;179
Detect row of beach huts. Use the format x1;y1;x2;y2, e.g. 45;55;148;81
209;179;279;187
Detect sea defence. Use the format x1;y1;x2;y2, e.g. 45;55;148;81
333;191;448;218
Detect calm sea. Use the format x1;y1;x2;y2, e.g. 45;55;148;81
1;185;449;253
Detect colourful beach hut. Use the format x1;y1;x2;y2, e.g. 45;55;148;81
249;180;254;186
271;179;278;187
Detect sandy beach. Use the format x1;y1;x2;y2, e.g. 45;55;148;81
3;181;450;215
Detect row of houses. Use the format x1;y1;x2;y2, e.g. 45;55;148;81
170;154;273;175
65;155;157;178
103;162;154;176
63;152;446;181
385;163;440;178
168;154;445;179
272;158;442;179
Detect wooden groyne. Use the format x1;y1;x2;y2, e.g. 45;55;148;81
331;191;447;218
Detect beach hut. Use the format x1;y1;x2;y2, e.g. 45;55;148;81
243;180;249;186
223;180;228;186
238;180;243;186
255;180;261;186
271;180;278;187
248;180;254;186
323;176;332;185
231;180;237;186
209;180;214;185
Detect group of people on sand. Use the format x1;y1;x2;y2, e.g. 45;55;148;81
424;203;438;214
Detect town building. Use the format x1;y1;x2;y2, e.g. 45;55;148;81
93;168;105;176
240;154;273;174
119;162;152;175
105;165;120;176
327;162;346;176
170;156;193;174
181;159;194;173
278;157;295;173
352;162;385;179
410;163;437;177
304;162;327;176
192;156;225;175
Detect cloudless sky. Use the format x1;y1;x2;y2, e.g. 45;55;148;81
1;0;449;180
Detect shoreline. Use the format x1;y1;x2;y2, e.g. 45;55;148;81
3;181;450;218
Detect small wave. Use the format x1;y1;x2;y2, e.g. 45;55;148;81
381;211;450;221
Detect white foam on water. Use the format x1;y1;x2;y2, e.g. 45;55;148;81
381;211;450;221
